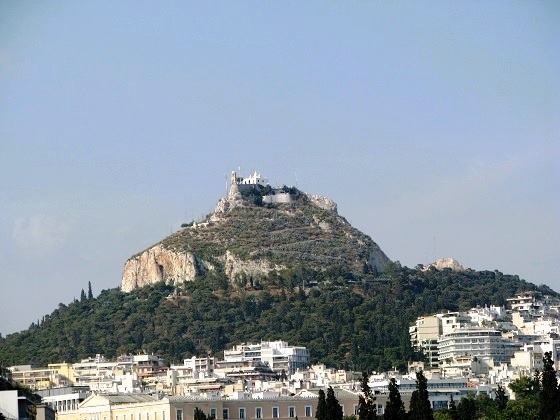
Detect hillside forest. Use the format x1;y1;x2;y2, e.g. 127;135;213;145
0;263;556;371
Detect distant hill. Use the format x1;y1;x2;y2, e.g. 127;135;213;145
2;177;558;371
121;183;390;292
1;264;556;371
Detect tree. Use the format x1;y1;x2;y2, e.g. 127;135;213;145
316;389;326;420
508;375;540;401
456;396;476;420
326;386;343;420
409;370;433;420
448;395;458;420
540;351;560;420
494;384;508;411
80;289;86;302
384;377;405;420
87;281;93;300
194;407;210;420
357;371;377;420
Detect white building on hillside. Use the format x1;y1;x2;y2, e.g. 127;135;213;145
438;328;520;365
224;341;310;375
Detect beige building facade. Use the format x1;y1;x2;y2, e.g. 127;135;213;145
56;388;412;420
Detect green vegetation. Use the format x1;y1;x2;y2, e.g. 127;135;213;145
163;192;379;275
326;386;344;420
384;377;405;420
0;265;555;371
432;359;559;420
357;371;377;420
409;370;433;420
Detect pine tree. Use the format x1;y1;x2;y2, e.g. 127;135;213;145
326;386;343;420
80;289;86;302
316;389;326;420
87;281;93;299
540;351;560;420
358;371;377;420
409;370;433;420
384;377;405;420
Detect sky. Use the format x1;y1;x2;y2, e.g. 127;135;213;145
1;1;559;336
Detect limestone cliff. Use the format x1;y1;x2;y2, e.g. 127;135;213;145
422;257;466;272
121;186;390;292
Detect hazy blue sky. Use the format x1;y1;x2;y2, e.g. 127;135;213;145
1;1;558;335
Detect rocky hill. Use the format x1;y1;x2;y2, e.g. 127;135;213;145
121;183;390;292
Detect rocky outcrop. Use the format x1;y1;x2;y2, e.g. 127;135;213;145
422;257;466;272
223;250;283;279
306;194;337;213
121;245;210;292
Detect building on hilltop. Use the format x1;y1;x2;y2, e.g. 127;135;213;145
229;170;297;205
238;171;269;186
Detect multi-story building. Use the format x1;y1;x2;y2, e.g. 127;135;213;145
409;316;442;367
8;363;74;391
438;328;520;365
0;389;55;420
35;386;91;415
224;341;310;375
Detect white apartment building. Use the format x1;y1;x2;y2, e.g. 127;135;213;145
409;315;442;367
438;328;520;365
224;341;310;375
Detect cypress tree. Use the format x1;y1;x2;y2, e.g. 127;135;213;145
384;377;405;420
540;351;560;420
448;395;459;420
494;384;508;411
316;389;326;420
87;281;93;299
357;371;377;420
194;407;208;420
326;386;343;420
409;370;433;420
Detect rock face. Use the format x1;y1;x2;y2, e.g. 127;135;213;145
121;186;391;292
121;245;210;292
423;257;466;272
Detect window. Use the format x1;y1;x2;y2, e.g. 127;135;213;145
239;408;246;419
176;409;183;420
354;405;359;415
210;408;217;419
222;409;229;420
377;403;383;415
272;407;279;418
289;406;295;418
256;407;262;419
305;406;312;417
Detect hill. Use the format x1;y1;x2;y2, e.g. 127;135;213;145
121;182;390;292
1;264;556;371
